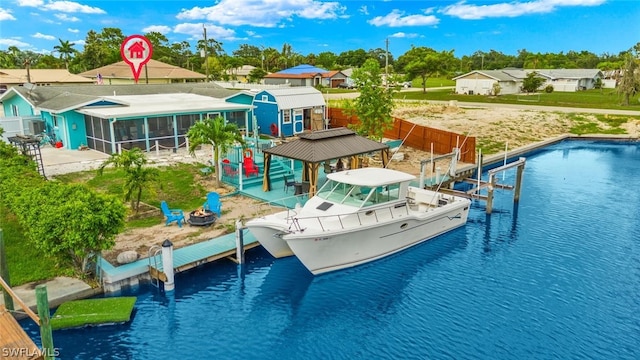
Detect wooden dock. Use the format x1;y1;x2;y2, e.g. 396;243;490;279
0;305;43;360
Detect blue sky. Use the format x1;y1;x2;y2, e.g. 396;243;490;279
0;0;638;58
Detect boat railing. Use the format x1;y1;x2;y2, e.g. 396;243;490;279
290;201;411;233
248;193;308;219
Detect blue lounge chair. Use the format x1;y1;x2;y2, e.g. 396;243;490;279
203;192;222;218
160;201;185;227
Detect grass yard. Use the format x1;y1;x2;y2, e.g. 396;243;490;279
50;296;137;330
396;88;640;110
53;162;213;229
0;212;74;285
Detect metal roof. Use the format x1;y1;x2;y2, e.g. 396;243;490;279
264;127;388;163
75;93;253;119
276;64;328;75
259;87;325;110
4;83;240;112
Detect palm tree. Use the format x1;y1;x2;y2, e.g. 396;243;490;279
97;148;158;212
53;39;76;70
186;116;244;188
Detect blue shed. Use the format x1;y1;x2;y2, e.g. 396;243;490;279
252;87;326;137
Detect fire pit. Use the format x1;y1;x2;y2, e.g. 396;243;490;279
187;208;217;226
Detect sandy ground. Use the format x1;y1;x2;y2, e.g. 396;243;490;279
43;103;637;264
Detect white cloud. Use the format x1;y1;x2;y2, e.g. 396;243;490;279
389;32;420;39
73;39;85;46
173;23;236;41
143;25;172;34
33;32;56;40
18;0;105;14
0;38;31;48
55;13;79;22
0;8;16;21
68;28;79;33
441;0;605;20
359;6;369;16
177;0;346;27
369;9;439;27
17;0;43;6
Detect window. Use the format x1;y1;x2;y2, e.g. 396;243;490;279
282;110;291;124
207;112;221;120
226;111;246;128
10;104;19;116
261;95;268;102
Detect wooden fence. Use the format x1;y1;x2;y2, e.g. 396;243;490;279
328;108;476;164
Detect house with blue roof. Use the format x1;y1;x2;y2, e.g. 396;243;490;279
253;87;326;137
264;64;347;88
0;83;255;153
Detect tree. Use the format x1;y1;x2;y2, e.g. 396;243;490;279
247;68;268;83
17;182;126;274
346;58;395;141
521;72;545;93
186;116;244;188
398;46;454;93
492;82;501;96
53;39;76;69
98;148;159;212
617;52;640;106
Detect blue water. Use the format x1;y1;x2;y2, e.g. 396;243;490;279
21;140;640;359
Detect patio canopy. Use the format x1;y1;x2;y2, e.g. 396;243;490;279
261;127;390;196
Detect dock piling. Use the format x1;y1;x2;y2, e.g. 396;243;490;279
0;230;15;311
36;285;54;360
235;220;245;264
161;239;175;292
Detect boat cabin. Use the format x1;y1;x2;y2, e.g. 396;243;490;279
315;168;414;209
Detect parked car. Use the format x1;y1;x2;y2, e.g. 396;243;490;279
401;81;412;88
337;82;355;89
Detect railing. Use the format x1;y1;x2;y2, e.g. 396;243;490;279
288;200;412;233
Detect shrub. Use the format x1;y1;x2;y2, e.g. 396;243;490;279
544;85;554;93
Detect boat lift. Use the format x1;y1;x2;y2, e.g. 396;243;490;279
419;148;526;214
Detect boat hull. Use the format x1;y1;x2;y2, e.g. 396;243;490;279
245;214;294;258
284;202;469;275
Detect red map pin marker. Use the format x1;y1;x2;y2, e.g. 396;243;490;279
120;35;153;83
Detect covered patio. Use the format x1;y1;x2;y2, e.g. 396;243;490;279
260;127;390;197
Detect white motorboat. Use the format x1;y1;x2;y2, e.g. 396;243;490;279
246;168;471;275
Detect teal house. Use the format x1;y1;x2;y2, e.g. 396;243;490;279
0;83;255;154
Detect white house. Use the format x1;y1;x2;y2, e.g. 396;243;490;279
453;68;604;95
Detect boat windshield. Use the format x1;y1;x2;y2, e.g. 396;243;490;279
316;180;401;208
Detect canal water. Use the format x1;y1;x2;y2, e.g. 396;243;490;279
22;140;640;359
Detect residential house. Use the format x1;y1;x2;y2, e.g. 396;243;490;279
253;87;326;137
0;69;94;92
0;83;253;153
225;65;257;83
264;64;346;88
453;68;604;95
78;59;206;85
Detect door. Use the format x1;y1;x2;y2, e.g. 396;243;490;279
293;109;304;134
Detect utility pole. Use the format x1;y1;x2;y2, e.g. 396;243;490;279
203;25;210;82
385;38;389;89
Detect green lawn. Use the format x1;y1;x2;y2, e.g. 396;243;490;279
395;88;640;111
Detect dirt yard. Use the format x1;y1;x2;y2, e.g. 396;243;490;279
105;103;640;264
